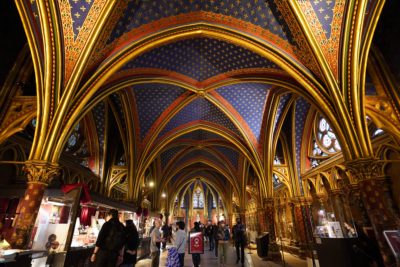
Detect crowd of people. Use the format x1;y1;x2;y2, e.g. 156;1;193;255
169;217;248;267
91;209;140;267
91;208;247;267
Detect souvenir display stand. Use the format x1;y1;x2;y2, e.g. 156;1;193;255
312;205;360;267
65;192;139;266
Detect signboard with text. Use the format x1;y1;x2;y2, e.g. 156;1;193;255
189;232;204;254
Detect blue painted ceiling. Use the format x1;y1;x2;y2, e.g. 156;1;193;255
213;145;239;167
133;83;186;140
160;145;185;169
92;101;106;176
158;97;242;139
309;0;336;39
216;83;270;140
294;97;310;193
107;0;294;44
177;129;224;141
68;0;95;40
123;38;278;81
174;149;221;169
110;93;127;133
273;93;292;134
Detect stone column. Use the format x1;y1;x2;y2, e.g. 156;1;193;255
10;161;59;248
346;158;400;266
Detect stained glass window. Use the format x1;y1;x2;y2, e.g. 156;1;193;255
193;187;204;209
66;123;81;152
274;155;282;165
117;155;126;166
273;173;281;187
317;118;341;152
181;197;185;208
309;116;341;168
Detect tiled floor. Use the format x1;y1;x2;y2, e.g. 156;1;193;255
136;244;308;267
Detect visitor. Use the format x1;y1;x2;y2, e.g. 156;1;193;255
149;220;156;235
174;221;187;267
205;220;215;251
120;219;140;267
0;233;10;250
233;218;247;266
213;221;220;257
190;222;202;267
150;219;164;267
161;222;170;249
217;221;230;267
91;209;125;267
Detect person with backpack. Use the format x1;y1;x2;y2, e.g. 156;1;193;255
120;220;140;267
150;219;165;267
232;218;247;266
91;209;125;267
174;221;187;267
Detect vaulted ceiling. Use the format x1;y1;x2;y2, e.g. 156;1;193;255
8;0;391;207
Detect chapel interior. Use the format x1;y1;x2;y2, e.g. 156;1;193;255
1;0;400;266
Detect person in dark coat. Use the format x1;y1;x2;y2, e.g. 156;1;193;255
232;218;247;266
205;220;215;251
91;209;125;267
120;220;140;267
213;221;220;257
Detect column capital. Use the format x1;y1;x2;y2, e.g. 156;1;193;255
329;188;343;196
23;160;60;185
263;197;275;207
345;158;385;183
290;197;311;207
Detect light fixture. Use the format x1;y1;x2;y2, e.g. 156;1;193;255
161;193;166;198
149;181;154;187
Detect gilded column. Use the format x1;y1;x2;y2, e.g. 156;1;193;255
264;198;280;260
238;208;246;225
257;207;266;233
10;161;59;248
346;158;400;266
292;198;309;256
344;183;370;227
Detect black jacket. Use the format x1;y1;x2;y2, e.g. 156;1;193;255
122;227;140;264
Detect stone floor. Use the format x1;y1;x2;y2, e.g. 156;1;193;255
136;244;308;267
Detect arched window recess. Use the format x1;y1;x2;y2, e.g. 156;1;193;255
308;114;341;168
